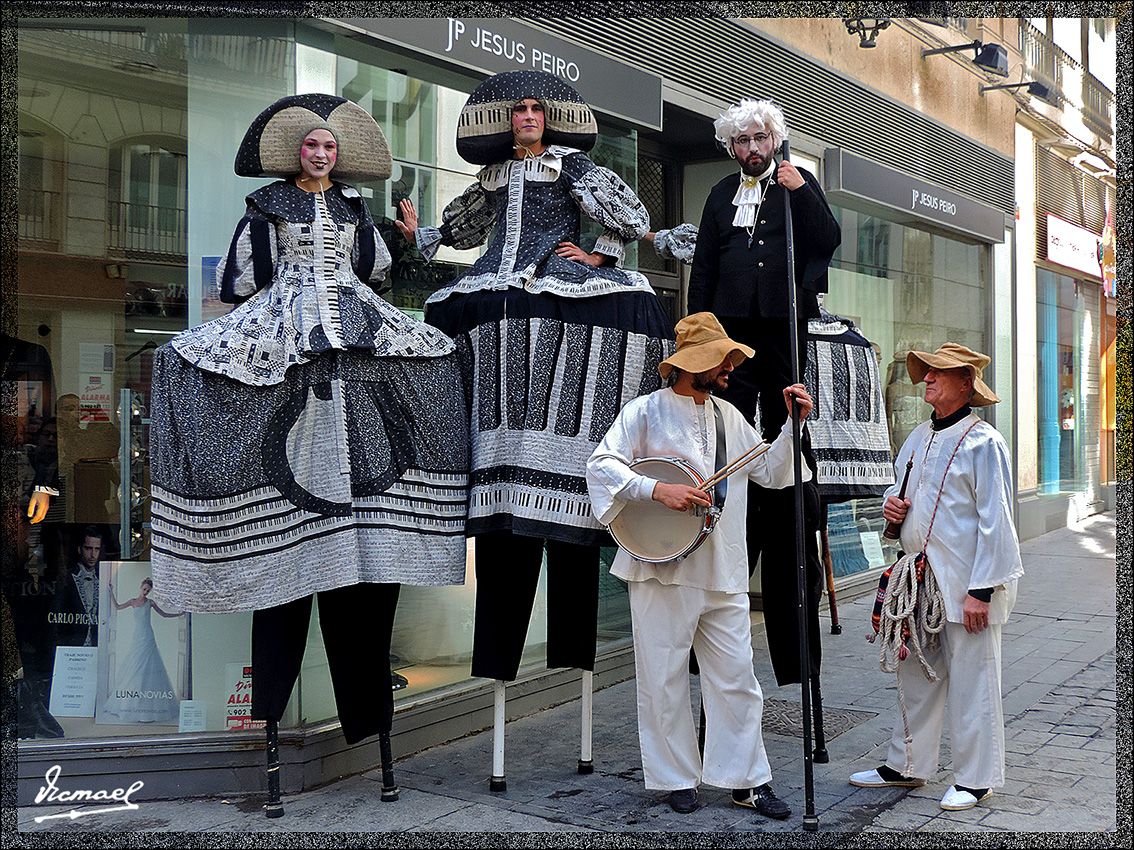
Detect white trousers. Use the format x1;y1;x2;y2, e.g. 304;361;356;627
887;620;1006;789
628;579;772;791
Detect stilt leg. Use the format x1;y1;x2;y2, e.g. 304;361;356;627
578;670;594;774
264;719;284;818
811;673;829;763
489;679;507;792
379;731;399;801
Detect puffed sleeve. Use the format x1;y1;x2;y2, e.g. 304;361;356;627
416;181;497;261
653;223;698;264
216;204;276;303
586;399;657;526
565;155;650;267
351;196;392;287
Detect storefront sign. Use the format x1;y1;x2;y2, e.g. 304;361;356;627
225;663;264;732
327;17;663;130
1046;213;1103;280
79;375;113;423
178;700;208;733
49;647;98;718
824;148;1005;244
79;343;115;374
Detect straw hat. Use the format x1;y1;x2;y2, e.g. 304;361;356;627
906;342;1000;406
456;70;598;165
659;313;755;379
234;93;391;183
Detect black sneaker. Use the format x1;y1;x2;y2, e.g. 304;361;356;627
667;788;698;813
733;784;791;819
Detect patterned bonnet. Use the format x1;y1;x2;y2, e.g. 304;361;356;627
234;93;392;183
455;70;598;165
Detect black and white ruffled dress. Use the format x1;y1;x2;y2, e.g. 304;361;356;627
420;147;675;545
149;181;470;613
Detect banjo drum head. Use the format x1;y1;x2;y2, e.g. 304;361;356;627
608;458;707;563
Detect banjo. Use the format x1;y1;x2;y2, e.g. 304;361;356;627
607;441;772;563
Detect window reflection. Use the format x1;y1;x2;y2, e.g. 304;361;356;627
14;23;646;739
14;21;192;741
824;206;990;578
1037;270;1086;494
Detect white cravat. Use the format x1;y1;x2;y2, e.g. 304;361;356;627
730;161;776;228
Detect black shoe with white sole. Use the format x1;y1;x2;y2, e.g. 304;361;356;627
733;784;791;819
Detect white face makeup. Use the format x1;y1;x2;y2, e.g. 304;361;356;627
299;129;337;186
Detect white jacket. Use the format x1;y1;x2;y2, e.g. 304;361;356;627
886;413;1023;624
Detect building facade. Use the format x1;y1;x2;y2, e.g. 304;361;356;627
7;13;1118;801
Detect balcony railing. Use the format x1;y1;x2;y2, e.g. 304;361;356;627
1081;72;1114;140
1020;22;1068;104
18;187;62;246
107;201;187;260
1019;21;1113;143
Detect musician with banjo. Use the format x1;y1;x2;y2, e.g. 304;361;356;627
586;312;812;818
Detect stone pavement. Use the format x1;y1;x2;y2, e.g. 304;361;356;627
12;513;1120;841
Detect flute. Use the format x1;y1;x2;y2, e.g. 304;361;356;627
882;458;914;540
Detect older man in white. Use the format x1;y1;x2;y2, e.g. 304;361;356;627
587;312;813;819
849;343;1023;811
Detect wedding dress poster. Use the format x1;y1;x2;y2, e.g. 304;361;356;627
95;561;190;726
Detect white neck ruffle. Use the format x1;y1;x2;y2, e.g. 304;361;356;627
731;161;776;228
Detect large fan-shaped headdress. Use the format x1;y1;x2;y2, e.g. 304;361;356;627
235;93;391;182
456;71;598;165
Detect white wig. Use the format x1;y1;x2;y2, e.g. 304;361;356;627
713;98;788;157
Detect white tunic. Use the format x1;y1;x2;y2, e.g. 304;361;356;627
586;388;809;593
886;413;1023;624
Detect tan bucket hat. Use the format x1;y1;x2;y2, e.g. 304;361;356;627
659;312;755;379
906;342;1000;406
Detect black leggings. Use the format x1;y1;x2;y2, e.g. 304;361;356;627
251;582;400;745
470;531;599;682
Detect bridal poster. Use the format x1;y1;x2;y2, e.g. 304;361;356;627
95;561;190;726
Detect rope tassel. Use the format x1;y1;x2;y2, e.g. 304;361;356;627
871;551;944;678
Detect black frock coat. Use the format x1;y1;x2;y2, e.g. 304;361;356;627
687;164;840;320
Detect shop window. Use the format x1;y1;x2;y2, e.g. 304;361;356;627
14;21;193;744
856;216;890;278
1037;270;1087;494
824;206;990;578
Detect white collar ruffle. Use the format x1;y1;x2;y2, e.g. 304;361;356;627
731;161;776;228
479;145;580;188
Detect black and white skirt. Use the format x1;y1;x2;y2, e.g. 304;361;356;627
148;344;470;613
426;287;674;546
